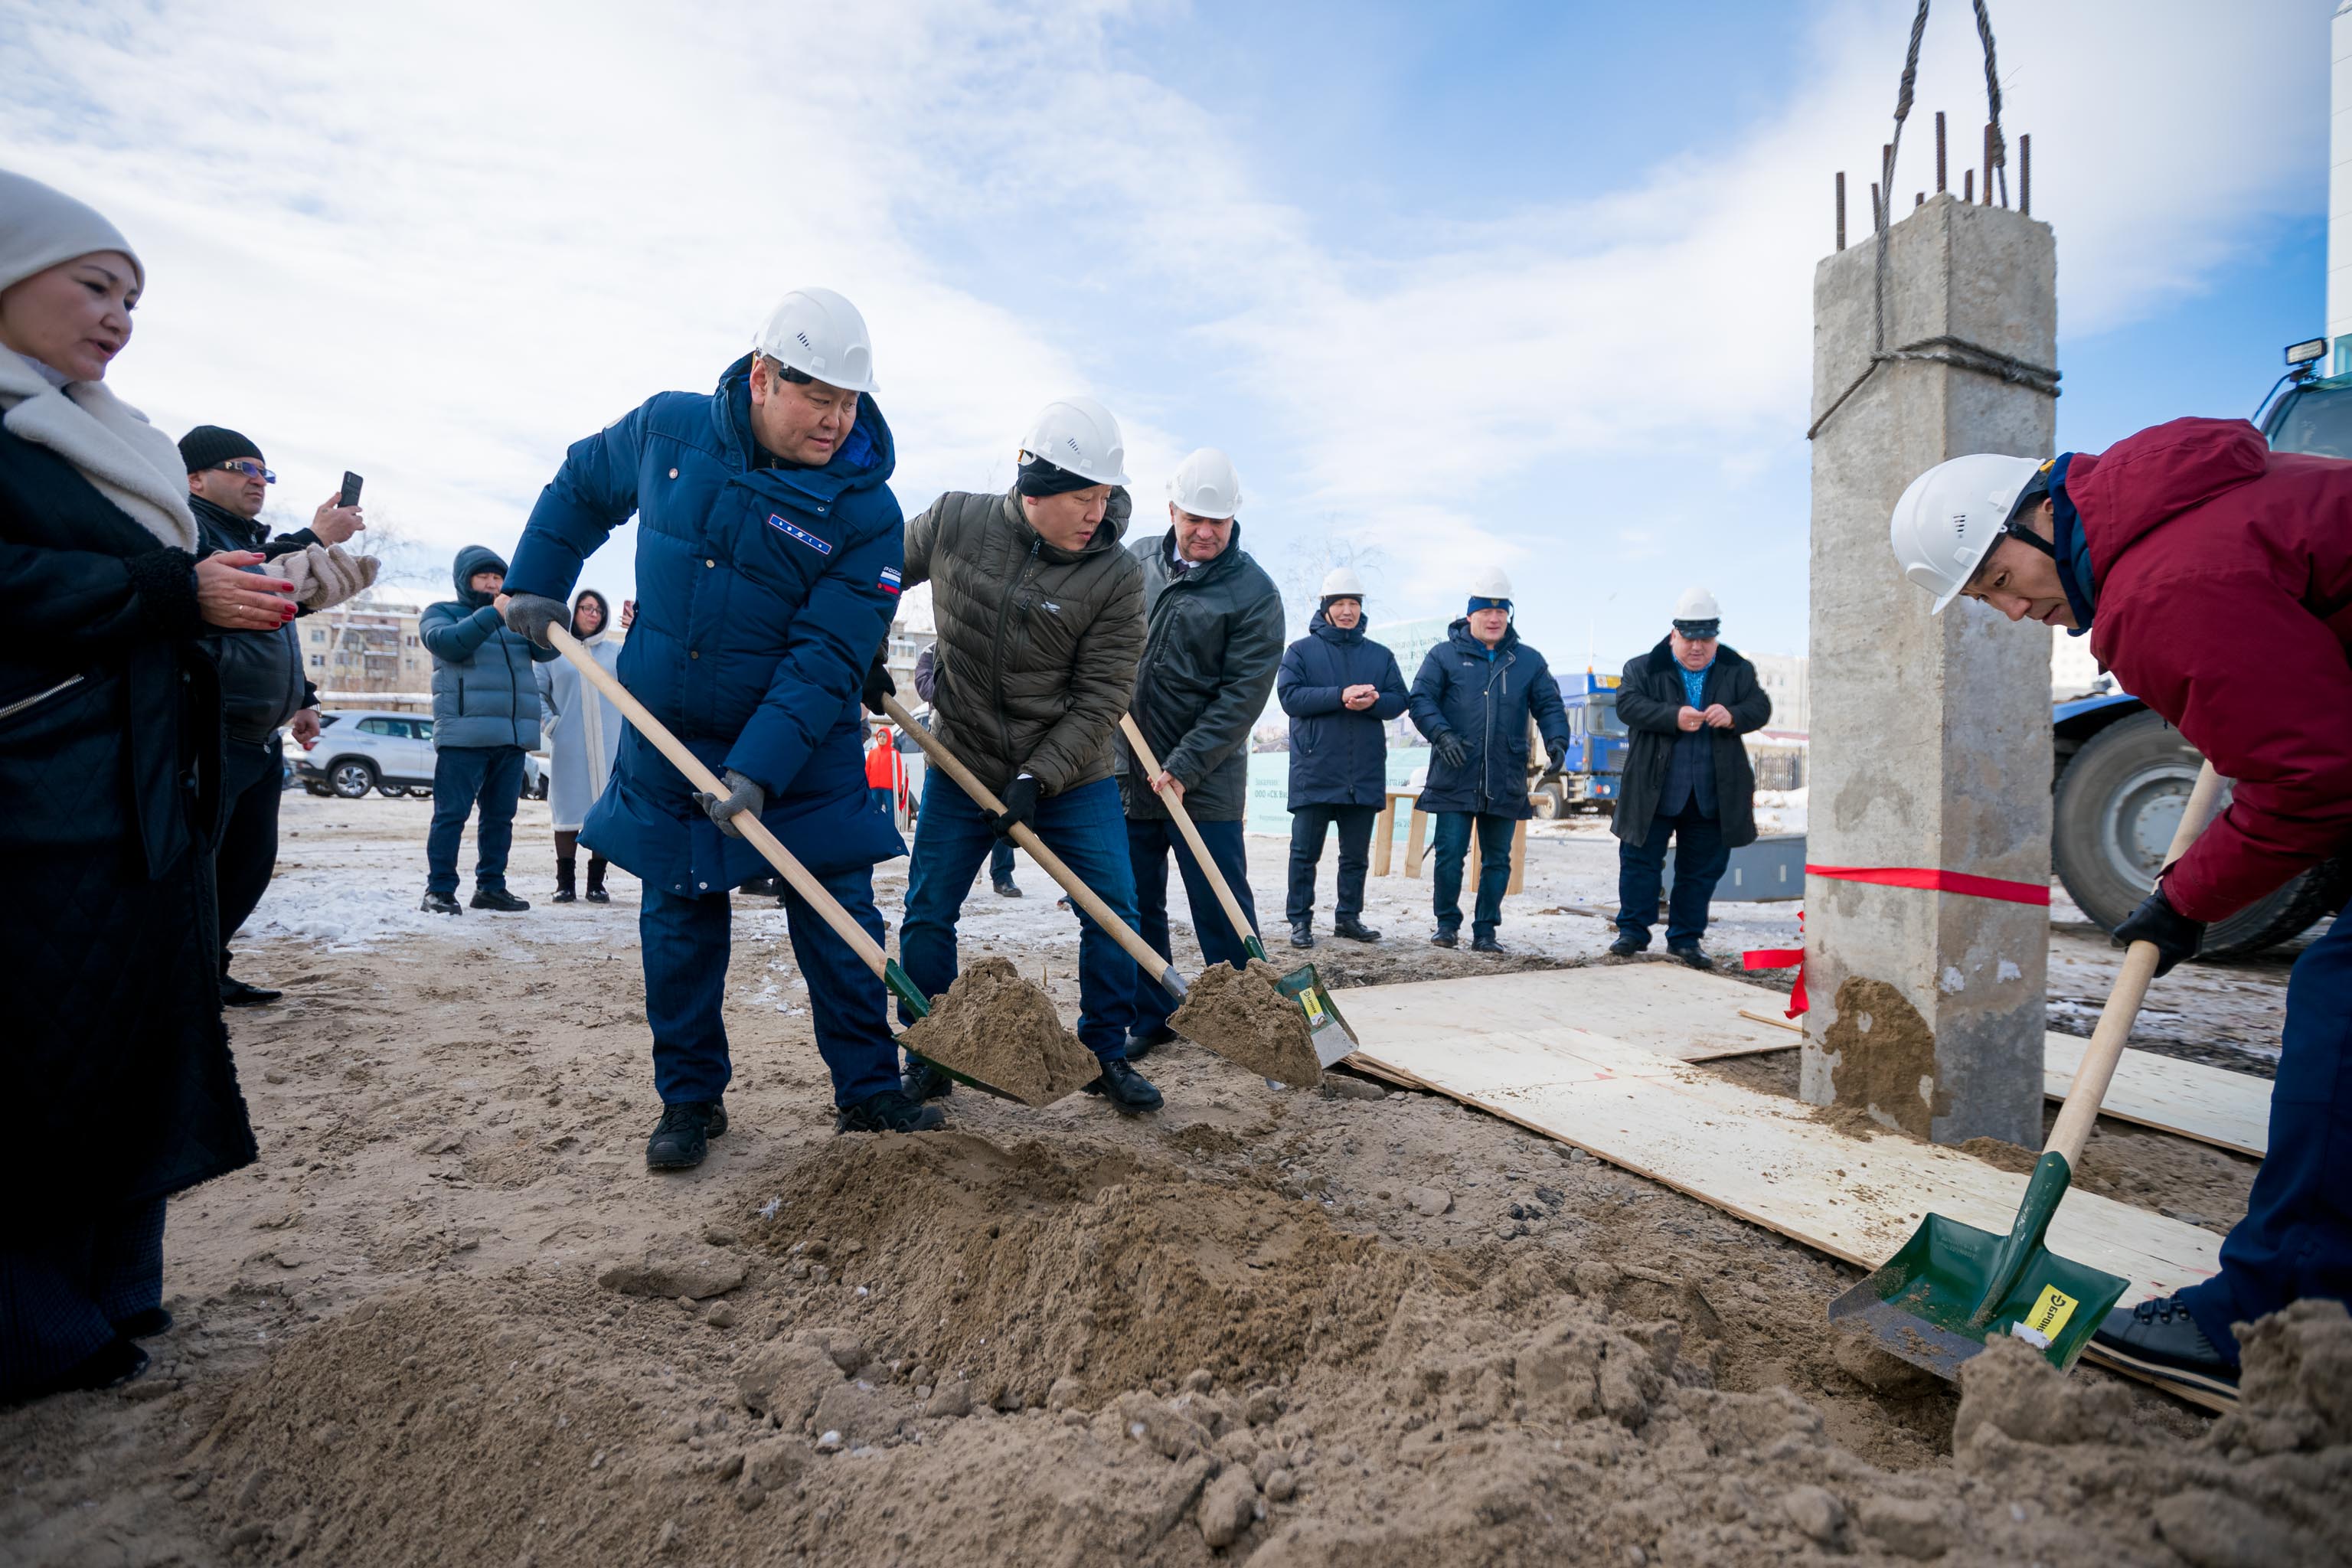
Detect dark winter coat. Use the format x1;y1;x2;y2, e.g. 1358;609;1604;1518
0;425;256;1215
1120;528;1286;824
420;544;557;751
2066;417;2352;920
1277;612;1410;809
903;486;1144;799
503;355;906;895
1611;639;1770;849
190;494;313;743
1409;620;1570;819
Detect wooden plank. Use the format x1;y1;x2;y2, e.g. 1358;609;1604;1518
1338;964;1800;1063
1342;1022;2221;1313
1507;818;1528;895
2043;1035;2268;1159
1372;799;1396;877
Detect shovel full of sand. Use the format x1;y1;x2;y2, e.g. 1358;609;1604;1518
880;694;1331;1087
544;624;1093;1107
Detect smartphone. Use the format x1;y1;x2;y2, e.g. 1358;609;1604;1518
339;471;364;507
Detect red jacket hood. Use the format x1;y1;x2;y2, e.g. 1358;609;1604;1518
2066;416;2269;577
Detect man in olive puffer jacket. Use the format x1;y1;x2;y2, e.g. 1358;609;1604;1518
894;397;1162;1114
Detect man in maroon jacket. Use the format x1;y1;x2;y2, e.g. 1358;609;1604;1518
1892;417;2350;1406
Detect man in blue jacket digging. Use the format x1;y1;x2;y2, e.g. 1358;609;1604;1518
498;289;943;1169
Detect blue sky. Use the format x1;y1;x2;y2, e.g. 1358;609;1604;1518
0;0;2329;671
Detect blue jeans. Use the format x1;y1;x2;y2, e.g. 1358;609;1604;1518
901;773;1138;1059
426;744;525;896
1129;815;1259;1034
1287;804;1376;925
987;839;1017;887
640;868;899;1110
2180;908;2352;1362
870;786;893;816
1431;812;1514;939
1615;806;1730;949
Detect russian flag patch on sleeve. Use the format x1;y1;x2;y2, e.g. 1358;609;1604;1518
878;567;902;596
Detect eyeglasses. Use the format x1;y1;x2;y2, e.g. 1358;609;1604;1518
217;460;276;483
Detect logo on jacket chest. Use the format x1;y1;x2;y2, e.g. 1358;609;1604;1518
768;514;833;556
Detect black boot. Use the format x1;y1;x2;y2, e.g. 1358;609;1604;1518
838;1087;948;1134
903;1055;955;1101
552;858;577;903
586;856;611;903
645;1101;720;1170
1083;1058;1163;1115
471;885;531;912
420;890;462;916
2090;1295;2239;1403
1288;921;1316;949
221;975;283;1007
114;1306;174;1338
27;1337;148;1398
1124;1024;1177;1062
1471;933;1508;954
1429;929;1459;949
1667;944;1713;971
1333;916;1382;942
1607;933;1645;959
993;877;1023;898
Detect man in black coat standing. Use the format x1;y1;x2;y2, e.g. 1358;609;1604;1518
1121;448;1286;1057
1609;587;1771;968
178;424;365;1004
1277;567;1408;947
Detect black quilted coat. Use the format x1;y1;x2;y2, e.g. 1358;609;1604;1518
0;426;257;1217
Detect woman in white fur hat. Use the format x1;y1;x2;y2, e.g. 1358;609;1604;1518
0;168;292;1401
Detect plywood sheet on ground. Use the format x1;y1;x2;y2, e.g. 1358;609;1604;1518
1337;964;1798;1063
2041;1036;2268;1158
1344;1021;2221;1312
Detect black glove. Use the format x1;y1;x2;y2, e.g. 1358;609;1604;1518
2113;881;2204;978
501;592;569;649
989;775;1040;841
862;652;896;716
1538;759;1565;786
693;769;765;839
1432;732;1469;771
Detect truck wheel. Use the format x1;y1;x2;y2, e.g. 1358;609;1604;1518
2053;708;2333;958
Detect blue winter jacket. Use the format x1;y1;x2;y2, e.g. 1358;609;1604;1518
1277;612;1409;809
1409;619;1571;819
420;544;558;750
501;355;906;897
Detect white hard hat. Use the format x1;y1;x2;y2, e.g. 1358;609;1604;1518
1674;586;1720;623
1470;566;1514;601
1020;397;1130;487
1167;447;1243;520
1890;453;2050;612
1320;566;1367;599
750;287;879;394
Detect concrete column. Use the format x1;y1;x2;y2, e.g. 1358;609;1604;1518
1800;193;2054;1148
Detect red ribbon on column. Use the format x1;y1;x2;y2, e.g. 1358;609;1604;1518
1738;864;2053;1019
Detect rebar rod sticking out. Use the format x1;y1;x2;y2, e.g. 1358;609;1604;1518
1936;111;1947;192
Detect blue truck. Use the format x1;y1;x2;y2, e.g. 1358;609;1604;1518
1537;671;1629;812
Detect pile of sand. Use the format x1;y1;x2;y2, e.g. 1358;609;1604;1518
899;956;1099;1106
1171;959;1322;1086
175;1128;2352;1566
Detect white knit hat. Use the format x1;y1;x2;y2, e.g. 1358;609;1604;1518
0;168;145;298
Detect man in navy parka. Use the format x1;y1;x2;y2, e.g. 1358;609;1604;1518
500;289;943;1168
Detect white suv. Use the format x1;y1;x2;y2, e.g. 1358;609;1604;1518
292;710;547;800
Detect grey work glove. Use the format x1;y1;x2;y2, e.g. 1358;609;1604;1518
501;592;569;649
694;769;765;838
1432;731;1469;771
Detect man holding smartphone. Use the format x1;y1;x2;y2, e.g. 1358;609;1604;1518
178;424;366;1005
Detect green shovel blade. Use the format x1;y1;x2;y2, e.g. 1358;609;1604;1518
1271;962;1364;1070
1825;1153;2129;1381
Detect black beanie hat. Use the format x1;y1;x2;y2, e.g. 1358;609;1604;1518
178;424;264;474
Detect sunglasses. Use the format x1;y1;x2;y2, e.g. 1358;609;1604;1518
217;459;276;483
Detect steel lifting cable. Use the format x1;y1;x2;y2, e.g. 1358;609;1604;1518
1807;0;2056;442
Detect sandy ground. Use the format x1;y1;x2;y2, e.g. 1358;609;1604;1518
2;791;2337;1567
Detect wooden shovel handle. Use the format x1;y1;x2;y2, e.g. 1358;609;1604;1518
878;694;1185;996
1118;714;1260;952
545;622;889;980
2044;760;2224;1165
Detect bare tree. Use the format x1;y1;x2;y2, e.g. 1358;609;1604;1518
1276;514;1386;637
